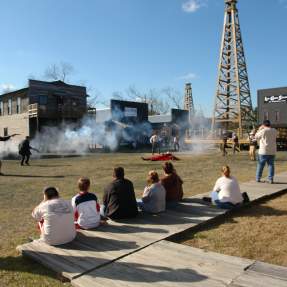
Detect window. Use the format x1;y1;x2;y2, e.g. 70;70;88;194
16;97;21;114
264;111;269;121
275;111;280;122
39;95;48;105
0;101;3;116
4;127;8;137
8;99;12;115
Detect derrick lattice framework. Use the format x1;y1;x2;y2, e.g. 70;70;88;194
212;0;254;136
184;83;194;123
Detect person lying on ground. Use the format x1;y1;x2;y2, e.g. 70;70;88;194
102;166;138;220
32;187;76;245
210;166;244;209
160;162;183;206
138;171;166;214
72;177;104;229
141;152;180;161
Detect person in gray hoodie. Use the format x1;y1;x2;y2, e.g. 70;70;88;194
138;171;166;214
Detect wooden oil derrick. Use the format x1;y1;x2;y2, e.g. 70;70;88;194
212;0;255;138
184;83;194;123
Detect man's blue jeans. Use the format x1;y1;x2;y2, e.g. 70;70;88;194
256;155;275;181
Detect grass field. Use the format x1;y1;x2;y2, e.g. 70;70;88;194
179;193;287;267
0;151;286;286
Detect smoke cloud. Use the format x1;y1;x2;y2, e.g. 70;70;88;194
0;112;153;157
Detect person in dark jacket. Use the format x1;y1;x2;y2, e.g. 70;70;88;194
160;162;183;205
0;134;18;175
102;167;138;220
19;136;38;166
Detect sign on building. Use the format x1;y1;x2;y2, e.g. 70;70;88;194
264;95;287;103
124;107;137;117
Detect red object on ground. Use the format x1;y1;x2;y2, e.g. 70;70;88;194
141;153;180;161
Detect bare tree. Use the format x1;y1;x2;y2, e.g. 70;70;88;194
161;87;183;109
44;62;74;82
122;86;170;115
87;89;101;110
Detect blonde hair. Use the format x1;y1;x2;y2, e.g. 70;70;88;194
221;165;231;178
147;170;159;185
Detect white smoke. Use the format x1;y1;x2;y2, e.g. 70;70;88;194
28;112;153;154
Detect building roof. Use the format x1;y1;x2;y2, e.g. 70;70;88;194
0;88;29;98
0;79;87;99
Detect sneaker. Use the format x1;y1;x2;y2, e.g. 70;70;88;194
256;179;261;183
268;179;274;184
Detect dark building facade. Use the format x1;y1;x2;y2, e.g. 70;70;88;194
258;87;287;148
258;87;287;128
0;80;87;140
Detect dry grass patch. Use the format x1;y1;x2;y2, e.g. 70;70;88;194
179;193;287;267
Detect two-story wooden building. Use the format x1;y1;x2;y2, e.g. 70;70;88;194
0;80;87;140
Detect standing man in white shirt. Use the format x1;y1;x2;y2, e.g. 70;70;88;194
150;133;160;155
255;120;278;184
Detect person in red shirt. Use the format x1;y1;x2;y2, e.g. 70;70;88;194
160;162;183;205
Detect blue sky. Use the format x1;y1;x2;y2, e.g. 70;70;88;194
0;0;286;115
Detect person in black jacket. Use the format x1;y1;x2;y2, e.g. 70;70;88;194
0;134;18;175
103;166;138;220
19;136;39;166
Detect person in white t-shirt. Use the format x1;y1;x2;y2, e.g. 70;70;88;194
255;120;278;184
150;133;161;154
71;177;102;229
32;187;76;245
211;166;243;209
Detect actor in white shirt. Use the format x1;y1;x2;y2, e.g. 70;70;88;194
255;120;277;183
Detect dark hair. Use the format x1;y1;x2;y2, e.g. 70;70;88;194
162;162;175;175
78;177;90;191
113;166;125;179
43;187;59;200
263;120;271;127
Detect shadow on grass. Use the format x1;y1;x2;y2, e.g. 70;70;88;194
30;165;73;168
2;174;65;178
0;255;63;281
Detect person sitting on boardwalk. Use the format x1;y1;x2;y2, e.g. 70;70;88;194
211;166;243;209
138;171;166;214
71;177;101;229
160;162;183;206
141;152;180;161
32;187;76;245
103;167;138;220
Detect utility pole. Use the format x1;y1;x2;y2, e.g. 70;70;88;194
212;0;254;138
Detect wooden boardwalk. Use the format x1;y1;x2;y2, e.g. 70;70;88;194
17;172;287;286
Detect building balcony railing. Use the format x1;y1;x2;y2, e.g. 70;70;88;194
28;103;86;119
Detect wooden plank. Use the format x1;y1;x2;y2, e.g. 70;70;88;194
232;270;287;287
248;261;287;281
72;241;253;287
72;257;226;287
